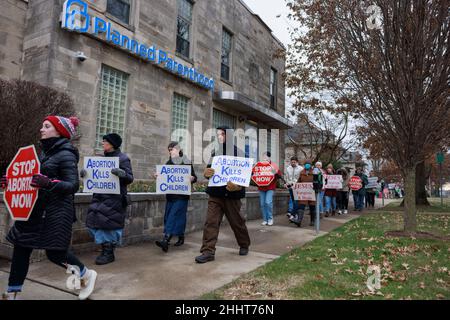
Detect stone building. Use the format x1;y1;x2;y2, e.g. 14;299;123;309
1;0;292;178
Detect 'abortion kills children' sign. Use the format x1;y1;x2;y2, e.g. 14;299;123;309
156;165;191;195
82;157;120;194
208;156;254;187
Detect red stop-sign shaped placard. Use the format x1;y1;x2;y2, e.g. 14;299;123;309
349;176;363;191
3;145;40;221
252;162;276;187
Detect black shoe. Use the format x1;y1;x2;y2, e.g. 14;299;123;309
174;236;185;247
95;243;115;265
195;252;215;263
155;238;169;252
239;247;249;256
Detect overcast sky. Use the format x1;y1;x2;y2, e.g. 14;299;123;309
241;0;292;47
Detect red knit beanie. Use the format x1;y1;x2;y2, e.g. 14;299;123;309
44;116;79;139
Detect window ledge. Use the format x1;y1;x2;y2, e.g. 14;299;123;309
175;52;194;65
220;78;233;86
105;13;135;33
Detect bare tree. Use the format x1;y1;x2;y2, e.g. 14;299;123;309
0;79;76;173
287;111;357;165
286;0;450;232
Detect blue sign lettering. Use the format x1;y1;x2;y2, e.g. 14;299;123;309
61;0;214;91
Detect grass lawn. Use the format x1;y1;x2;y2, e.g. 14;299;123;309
383;197;450;213
203;207;450;300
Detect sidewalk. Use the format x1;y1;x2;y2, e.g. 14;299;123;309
0;201;392;300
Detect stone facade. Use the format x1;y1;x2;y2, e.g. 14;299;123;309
1;0;289;178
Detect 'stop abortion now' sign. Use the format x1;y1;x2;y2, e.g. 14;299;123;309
208;156;254;187
3;145;41;221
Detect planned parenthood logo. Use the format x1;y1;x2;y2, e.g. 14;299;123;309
62;0;90;32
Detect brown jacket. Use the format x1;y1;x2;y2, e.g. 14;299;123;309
297;169;316;206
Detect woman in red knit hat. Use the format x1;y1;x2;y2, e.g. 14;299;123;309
0;115;97;300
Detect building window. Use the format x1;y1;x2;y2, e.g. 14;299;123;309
106;0;131;25
213;109;236;131
96;65;129;149
221;28;232;81
270;67;277;109
171;93;189;148
212;109;236;145
176;0;193;58
267;129;272;154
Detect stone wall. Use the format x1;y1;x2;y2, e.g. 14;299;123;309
0;191;289;261
0;0;28;80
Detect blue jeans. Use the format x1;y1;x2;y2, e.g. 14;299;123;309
325;196;337;212
318;190;325;213
287;187;298;214
353;193;365;210
259;190;274;222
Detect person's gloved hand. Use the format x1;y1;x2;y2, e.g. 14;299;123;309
31;174;53;189
79;169;87;178
111;168;126;178
226;181;242;192
203;168;215;179
1;175;8;190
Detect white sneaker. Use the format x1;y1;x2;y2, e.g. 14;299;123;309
338;210;342;215
344;210;348;214
78;269;97;300
267;219;273;226
261;221;268;226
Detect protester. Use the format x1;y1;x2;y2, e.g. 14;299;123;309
1;115;96;300
315;161;326;218
195;126;251;263
284;156;303;219
352;167;368;211
290;159;316;227
154;142;197;252
365;171;376;209
256;151;282;226
336;168;349;214
324;164;337;217
83;133;134;265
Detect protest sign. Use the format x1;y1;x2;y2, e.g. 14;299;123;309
324;174;343;189
252;162;276;186
293;183;315;201
83;157;120;194
156;165;191;195
208;156;254;187
349;176;363;191
3;145;40;221
366;177;379;189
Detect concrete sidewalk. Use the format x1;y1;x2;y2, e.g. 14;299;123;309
0;207;379;300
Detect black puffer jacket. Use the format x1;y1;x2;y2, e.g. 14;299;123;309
205;144;246;199
86;149;134;230
7;138;80;251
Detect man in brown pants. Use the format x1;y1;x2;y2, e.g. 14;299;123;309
195;126;251;263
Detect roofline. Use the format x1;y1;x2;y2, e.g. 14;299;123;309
237;0;287;51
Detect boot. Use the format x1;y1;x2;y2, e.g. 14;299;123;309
174;235;185;247
310;212;316;226
155;235;171;252
325;211;330;217
95;243;115;265
332;210;336;216
290;209;305;227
